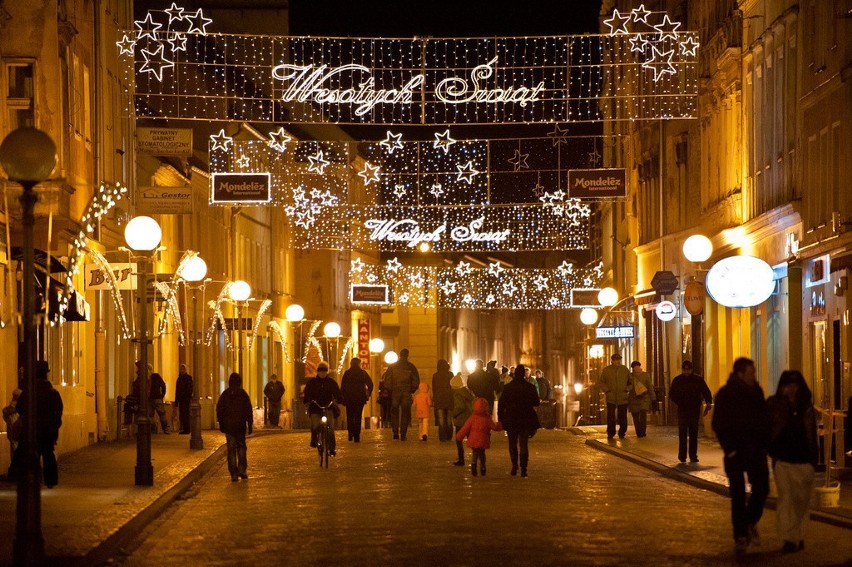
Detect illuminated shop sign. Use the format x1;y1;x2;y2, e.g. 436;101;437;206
705;255;776;308
595;326;636;339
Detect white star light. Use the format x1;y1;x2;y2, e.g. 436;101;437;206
631;4;652;24
488;262;505;277
116;34;136;56
386;257;402;273
185;9;213;34
653;14;682;42
167;32;188;53
455;261;472;276
429;183;445;198
549;297;560;307
628;34;647;54
409;273;425;288
507;149;530;172
209;129;233;152
547;123;569;147
642;45;677;81
557;261;574;276
603;9;631;35
502;281;518;297
398;292;410;303
393;184;407;198
350;257;365;273
440;281;457;296
367;274;378;283
268;127;292;152
380;131;404;154
679;35;700;57
165;3;185;24
462;294;474;304
236;155;250;168
485;294;496;305
134;13;162;42
140;45;175;81
455;161;479;185
532;275;549;291
307;150;330;174
358;162;382;186
433;129;456;154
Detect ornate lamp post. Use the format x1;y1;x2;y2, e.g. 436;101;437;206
284;304;306;429
177;254;207;450
228;280;251;376
0;127;57;566
124;216;162;487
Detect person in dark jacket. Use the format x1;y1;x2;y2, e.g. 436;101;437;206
497;364;540;478
174;364;193;434
467;359;501;412
669;360;712;462
17;362;63;487
382;348;419;441
216;372;253;481
340;358;373;442
431;359;454;442
131;362;170;434
712;357;770;554
303;361;343;454
767;370;818;553
263;373;285;428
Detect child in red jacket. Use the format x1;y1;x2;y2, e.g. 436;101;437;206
455;397;502;476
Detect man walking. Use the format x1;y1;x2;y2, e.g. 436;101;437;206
340;358;374;442
467;359;501;413
263;373;285;428
383;348;419;441
174;364;193;434
599;353;631;439
712;357;770;554
216;372;253;481
669;360;712;462
17;361;63;487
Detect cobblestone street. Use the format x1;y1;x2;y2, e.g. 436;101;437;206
111;429;852;566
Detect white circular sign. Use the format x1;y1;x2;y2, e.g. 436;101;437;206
705;255;775;308
655;300;677;321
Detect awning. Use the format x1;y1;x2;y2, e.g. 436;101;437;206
11;247;68;273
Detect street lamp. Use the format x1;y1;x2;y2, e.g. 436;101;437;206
228;280;251;376
368;338;384;421
124;215;163;487
597;287;619;308
579;307;599;326
323;321;342;375
0;127;57;565
384;350;398;365
682;235;713;382
176;254;207;450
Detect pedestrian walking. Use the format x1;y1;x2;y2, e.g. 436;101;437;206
133;362;170;434
340;358;373;442
767;370;818;553
669;360;712;462
711;357;770;554
431;359;454;442
263;373;286;428
497;364;540;477
303;362;342;454
216;372;253;482
467;359;501;413
599;353;631;439
174;364;193;434
2;388;22;477
383;348;419;441
451;373;474;466
456;397;502;476
534;369;552;400
16;361;63;487
627;360;656;438
413;382;433;441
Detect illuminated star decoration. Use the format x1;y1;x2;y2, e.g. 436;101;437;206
429;182;444;198
367;274;378;283
502;281;518;297
547;123;569;147
433;129;456;154
588;149;601;167
140;45;174;81
116;34;136;56
351;257;365;273
455;261;472;276
185;9;213;34
209;129;233;151
653;14;682;42
642;45;677;82
628;34;647;54
167;32;188;53
532;179;546;198
165;2;185;24
631;4;652;24
488;262;505;277
549;297;560;307
268;127;292;152
380;131;404;154
398;292;410;303
462;294;474;304
507;149;530;172
557;261;575;276
679;36;700;57
134;13;162;42
386;257;402;273
236;154;250;168
603;8;631;35
409;273;425;288
485;294;496;305
358;162;382;186
440;281;457;296
307;150;330;174
455;161;479;185
393;184;407;198
532;275;549;291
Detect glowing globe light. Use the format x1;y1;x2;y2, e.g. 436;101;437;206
369;338;385;353
228;280;251;302
465;359;477;373
573;382;584;395
323;321;341;338
597;287;619;307
683;235;713;263
124;216;162;252
706;255;776;308
178;255;207;282
580;308;598;325
285;304;304;322
384;351;398;364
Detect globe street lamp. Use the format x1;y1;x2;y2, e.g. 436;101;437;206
368;338;385;422
177;254;207;450
285;304;307;429
597;287;619;308
682;235;713;382
228;280;251;376
383;351;398;365
323;321;342;376
123;215;163;488
0;127;57;565
579;307;599;326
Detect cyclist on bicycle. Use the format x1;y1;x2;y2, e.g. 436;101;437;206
303;361;342;455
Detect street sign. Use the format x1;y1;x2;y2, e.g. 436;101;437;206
650;270;679;295
655;301;677;321
351;284;390;304
595;326;636;339
136;127;192;156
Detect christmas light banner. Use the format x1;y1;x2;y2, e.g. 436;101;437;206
120;6;698;124
348;257;603;310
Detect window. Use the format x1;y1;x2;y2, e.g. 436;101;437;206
5;62;35;130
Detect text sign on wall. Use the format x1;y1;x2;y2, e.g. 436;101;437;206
595;326;636;339
357;319;370;370
136;127;192;156
351;284;390;305
137;186;193;215
86;263;136;290
211;173;271;204
568;169;627;199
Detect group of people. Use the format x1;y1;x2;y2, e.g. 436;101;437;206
126;361;196;435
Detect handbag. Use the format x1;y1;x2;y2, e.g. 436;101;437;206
634;380;648;396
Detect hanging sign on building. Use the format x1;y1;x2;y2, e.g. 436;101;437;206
683;281;705;315
351;284;390;305
211;173;271;204
568;169;626;200
655;300;677;321
136;127;193;156
595;326;636;339
357;319;371;370
705;255;776;308
85;263;136;290
137;186;193;215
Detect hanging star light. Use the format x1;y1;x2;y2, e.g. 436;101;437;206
631;4;652;24
429;183;445;198
642;45;677;82
351;257;365;273
393;184;407;198
455;161;479;184
358;162;382;186
367;274;378;283
380;131;404;154
653;14;681;42
440;280;457;295
507;149;530;172
167;32;188;52
488;262;505;277
628;34;647;54
409;273;425;288
116;34;136;56
209;129;233;151
185;8;213;34
588;149;602;166
139;45;174;81
603;8;631;35
236;154;250;168
268;127;292;152
307;150;330;174
679;36;699;57
386;257;402;273
532;275;549;291
455;261;472;276
434;129;456;153
557;260;575;276
502;281;518;297
547;124;569;147
134;12;162;42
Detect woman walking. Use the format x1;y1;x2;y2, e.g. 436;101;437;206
497;364;540;477
432;359;454;441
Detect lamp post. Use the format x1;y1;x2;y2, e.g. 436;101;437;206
323;321;342;375
284;304;306;429
682;235;713;379
368;337;384;422
228;280;251;376
0;127;57;566
124;215;163;487
177;255;207;450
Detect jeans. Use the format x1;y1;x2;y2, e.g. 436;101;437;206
507;430;530;471
150;398;169;432
677;418;699;461
723;450;769;540
310;412;336;454
390;393;412;439
606;403;628;438
435;408;452;441
225;433;247;478
345;402;365;441
267;400;281;427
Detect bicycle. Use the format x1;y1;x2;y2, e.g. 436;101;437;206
310;400;337;468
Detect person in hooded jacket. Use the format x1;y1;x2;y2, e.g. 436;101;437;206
216;372;253;481
340;358;373;443
456;397;502;477
431;359;454;442
16;362;63;487
382;348;419;441
413;382;433;441
303;362;343;454
498;364;540;478
451;373;474;466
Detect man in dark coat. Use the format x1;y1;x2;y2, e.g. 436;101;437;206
712;357;770;554
263;373;285;428
17;361;63;487
467;359;501;412
497;364;540;477
669;360;713;462
340;358;373;442
216;372;254;481
431;359;454;442
174;364;193;434
303;361;343;454
133;362;170;434
383;348;419;441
